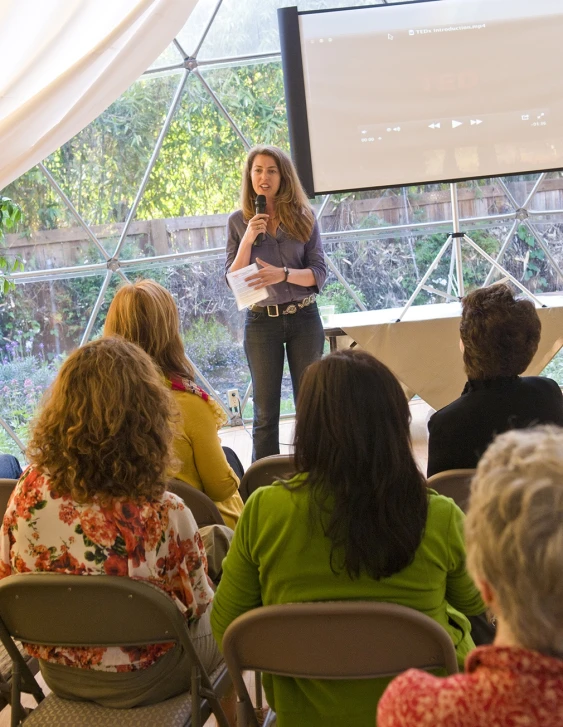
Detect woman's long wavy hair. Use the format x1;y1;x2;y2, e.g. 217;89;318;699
292;349;428;581
27;338;176;505
241;145;315;243
104;279;195;381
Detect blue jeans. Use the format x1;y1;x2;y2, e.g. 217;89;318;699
244;303;325;461
0;455;22;479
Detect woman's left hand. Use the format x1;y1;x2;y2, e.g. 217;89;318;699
245;258;286;289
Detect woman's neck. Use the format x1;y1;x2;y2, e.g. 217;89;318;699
493;616;522;649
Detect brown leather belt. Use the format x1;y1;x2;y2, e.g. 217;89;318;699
248;294;316;318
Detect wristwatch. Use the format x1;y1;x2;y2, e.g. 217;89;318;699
283;266;289;282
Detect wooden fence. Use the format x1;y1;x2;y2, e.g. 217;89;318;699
6;179;563;272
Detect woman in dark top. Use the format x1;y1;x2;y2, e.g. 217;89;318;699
427;283;563;477
226;145;327;461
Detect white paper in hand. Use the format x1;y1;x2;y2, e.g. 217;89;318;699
227;263;269;311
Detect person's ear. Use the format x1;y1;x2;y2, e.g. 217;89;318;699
478;579;499;611
459;338;465;353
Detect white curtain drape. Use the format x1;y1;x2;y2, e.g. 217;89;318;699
0;0;198;190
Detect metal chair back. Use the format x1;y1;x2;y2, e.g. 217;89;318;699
426;469;476;512
0;480;17;519
167;478;225;526
238;455;295;503
222;601;459;726
0;574;230;727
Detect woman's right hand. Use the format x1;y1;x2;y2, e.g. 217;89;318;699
241;213;269;246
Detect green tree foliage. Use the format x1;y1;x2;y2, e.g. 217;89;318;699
3;62;287;233
0;197;24;293
137;63;287;220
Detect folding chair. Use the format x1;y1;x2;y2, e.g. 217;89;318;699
0;574;231;727
0;480;17;520
426;469;476;512
0;480;40;714
168;478;226;526
222;601;459;727
238;455;295;503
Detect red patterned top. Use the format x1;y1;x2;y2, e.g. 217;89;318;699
0;467;214;672
377;645;563;726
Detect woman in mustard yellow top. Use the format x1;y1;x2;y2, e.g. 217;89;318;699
104;280;244;529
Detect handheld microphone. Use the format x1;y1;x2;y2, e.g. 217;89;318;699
254;194;267;246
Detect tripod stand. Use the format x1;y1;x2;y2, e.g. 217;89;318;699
396;182;545;322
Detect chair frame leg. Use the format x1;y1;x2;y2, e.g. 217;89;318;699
236;699;248;727
254;671;263;709
191;665;230;727
191;666;202;727
10;661;22;727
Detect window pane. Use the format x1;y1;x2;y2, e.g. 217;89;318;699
196;0;407;60
199;61;288;149
123;75;247;258
148;42;184;71
1;168;105;273
0;276;108;456
43;74;183;228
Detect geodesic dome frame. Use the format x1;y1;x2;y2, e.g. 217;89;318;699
2;0;563;454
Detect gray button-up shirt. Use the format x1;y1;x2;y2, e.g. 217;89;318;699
225;209;327;307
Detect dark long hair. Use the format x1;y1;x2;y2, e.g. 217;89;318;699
292;349;428;580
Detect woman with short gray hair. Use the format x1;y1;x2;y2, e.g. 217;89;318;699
378;425;563;726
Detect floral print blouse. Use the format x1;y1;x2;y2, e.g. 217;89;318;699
377;645;563;726
0;467;214;672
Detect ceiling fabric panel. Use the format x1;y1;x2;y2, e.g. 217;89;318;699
0;0;198;190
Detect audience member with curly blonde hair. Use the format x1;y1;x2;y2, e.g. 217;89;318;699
104;280;244;528
379;425;563;726
27;336;174;506
0;338;224;709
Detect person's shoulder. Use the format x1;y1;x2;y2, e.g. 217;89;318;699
228;209;245;226
169;377;211;412
246;475;308;509
171;386;208;411
157;490;199;528
6;466;51;518
378;668;473;727
160;489;185;507
377;669;451;725
429;392;469;428
426;489;462;522
520;375;562;393
424;491;467;545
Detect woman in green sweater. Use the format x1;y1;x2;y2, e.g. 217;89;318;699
211;349;485;727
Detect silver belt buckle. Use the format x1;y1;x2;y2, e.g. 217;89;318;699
267;305;279;317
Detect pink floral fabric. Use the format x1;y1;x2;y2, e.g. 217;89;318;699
377;645;563;726
0;466;214;672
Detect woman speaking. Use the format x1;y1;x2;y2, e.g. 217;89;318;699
226;145;327;461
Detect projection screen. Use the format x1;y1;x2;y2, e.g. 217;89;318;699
278;0;563;196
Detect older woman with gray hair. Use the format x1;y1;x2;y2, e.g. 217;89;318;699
378;425;563;727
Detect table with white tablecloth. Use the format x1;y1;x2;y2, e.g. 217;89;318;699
323;296;563;411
